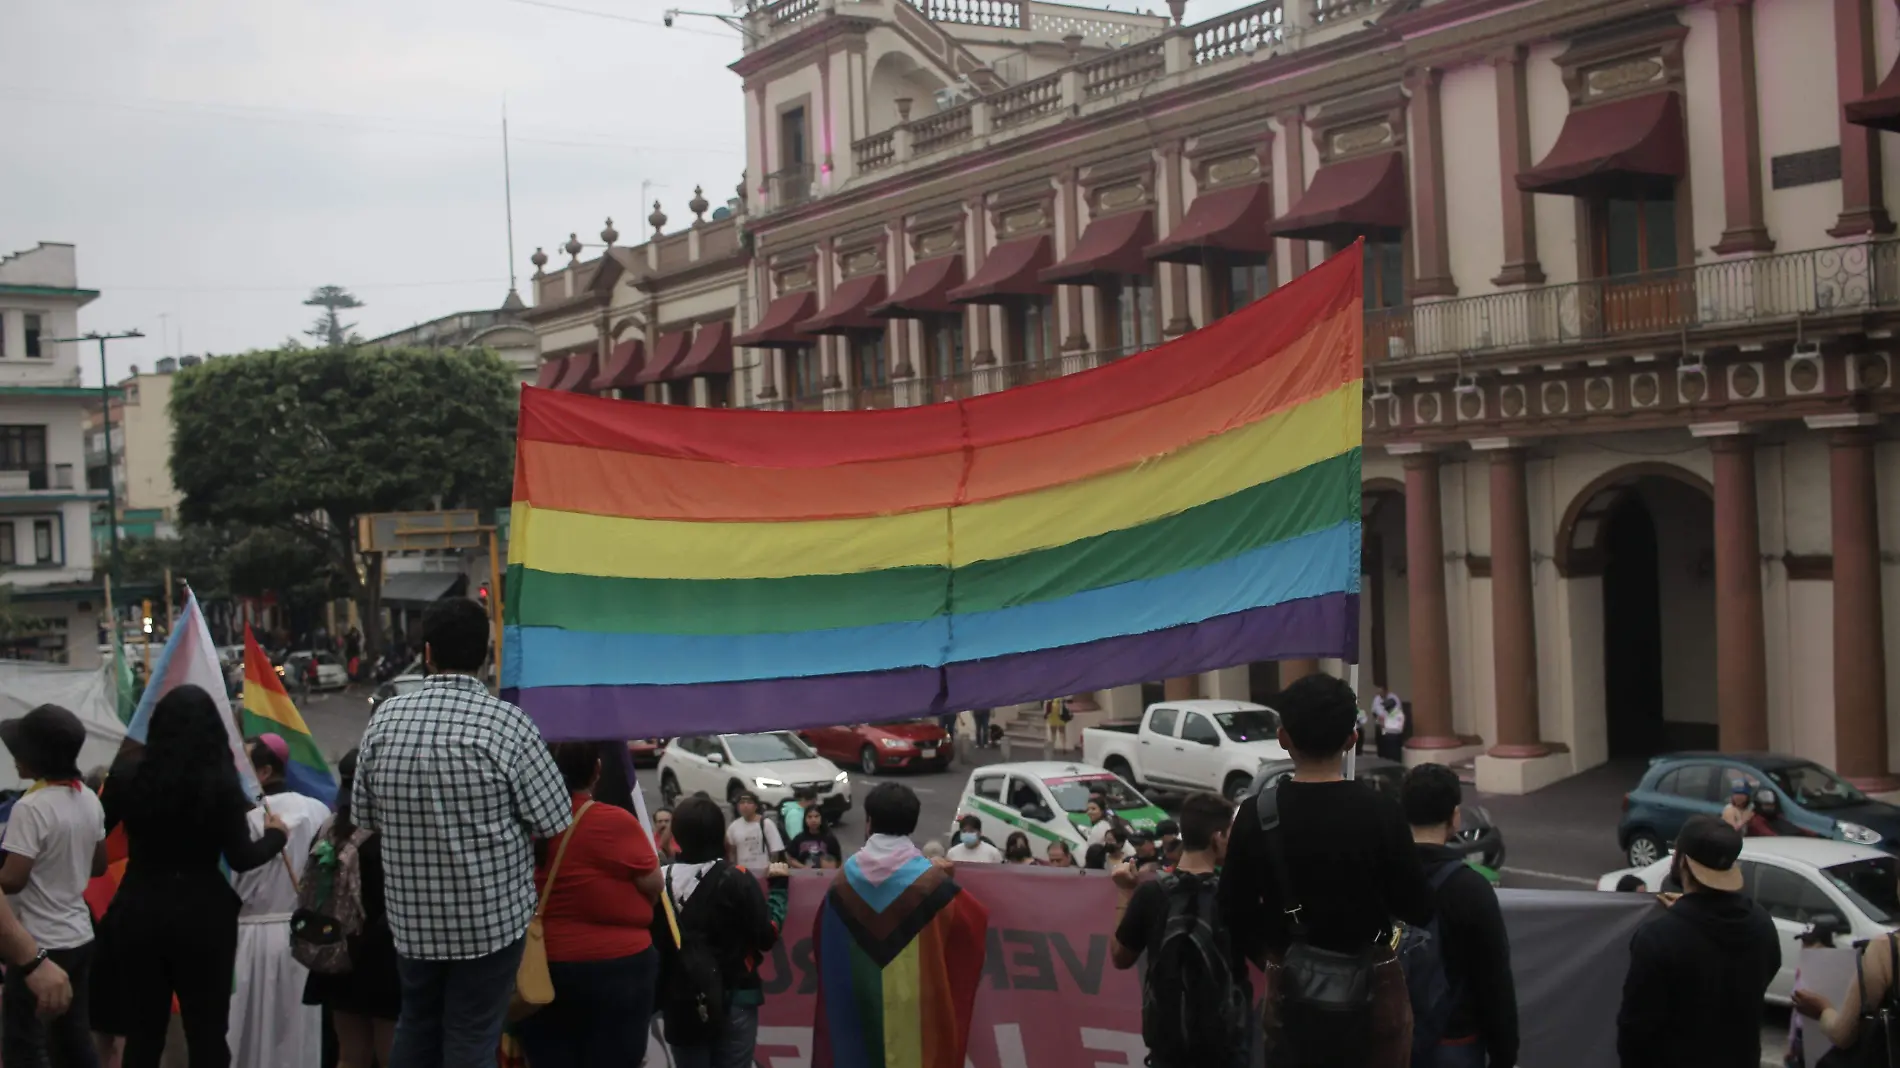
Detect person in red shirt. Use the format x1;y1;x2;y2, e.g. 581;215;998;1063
514;742;664;1068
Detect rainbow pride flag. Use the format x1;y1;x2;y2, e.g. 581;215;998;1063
504;244;1363;737
240;625;336;807
127;589;261;800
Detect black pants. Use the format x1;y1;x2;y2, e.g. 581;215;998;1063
96;872;240;1068
4;941;98;1068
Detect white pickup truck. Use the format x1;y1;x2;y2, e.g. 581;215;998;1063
1080;699;1287;800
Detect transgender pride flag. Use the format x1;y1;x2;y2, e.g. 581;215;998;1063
125;589;262;801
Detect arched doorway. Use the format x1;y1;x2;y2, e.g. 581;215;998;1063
1560;468;1716;758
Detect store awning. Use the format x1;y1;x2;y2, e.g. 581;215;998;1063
633;330;694;384
948;235;1055;304
534;355;568;389
552;349;600;393
1517;91;1685;199
733;292;820;349
1040;211;1155;287
872;255;965;318
673;320;735;378
1266;152;1408;244
592;338;646;391
382;570;465;608
798;275;887;334
1848;61;1900;131
1146;183;1275;264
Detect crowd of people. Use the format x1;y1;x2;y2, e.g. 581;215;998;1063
0;597;1882;1068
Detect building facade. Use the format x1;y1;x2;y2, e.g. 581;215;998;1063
526;0;1900;793
361;296;541;385
0;243;112;666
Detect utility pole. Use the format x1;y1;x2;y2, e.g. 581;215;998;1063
48;330;143;588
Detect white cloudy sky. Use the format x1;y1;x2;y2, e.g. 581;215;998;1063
3;0;1234;384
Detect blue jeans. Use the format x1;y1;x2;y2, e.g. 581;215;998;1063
390;939;525;1068
514;948;660;1068
1431;1040;1487;1068
668;1002;759;1068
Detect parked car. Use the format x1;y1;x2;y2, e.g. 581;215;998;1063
1597;837;1899;1004
1618;752;1900;867
367;674;427;712
1081;700;1286;800
658;731;852;822
950;761;1168;861
1245;755;1506;874
282;651;349;692
627;738;667;767
801;720;952;775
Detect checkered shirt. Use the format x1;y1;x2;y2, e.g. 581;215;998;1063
353;674;570;961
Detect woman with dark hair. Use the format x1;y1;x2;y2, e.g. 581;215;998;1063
1003;831;1035;864
302;748;401;1068
515;742;664;1068
787;805;842;870
93;684;288;1068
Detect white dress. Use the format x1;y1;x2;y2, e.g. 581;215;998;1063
227;791;331;1068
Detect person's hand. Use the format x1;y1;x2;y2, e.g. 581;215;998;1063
931;857;955;875
767;862;789;879
1793;989;1832;1020
25;958;70;1017
1112;859;1139;890
1656;892;1681;908
263;812;289;835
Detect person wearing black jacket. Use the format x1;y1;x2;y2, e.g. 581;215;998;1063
1616;815;1779;1068
1402;763;1517;1068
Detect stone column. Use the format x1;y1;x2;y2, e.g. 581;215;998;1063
1402;450;1461;749
1825;421;1898;788
1161;142;1195;336
1831;0;1897;237
1404;67;1457;298
1490;47;1545;286
1276;108;1310;281
1485;446;1546;756
1712;0;1774;253
1061;169;1091;351
1710;432;1770;750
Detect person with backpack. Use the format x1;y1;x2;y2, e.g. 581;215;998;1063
724;792;785;873
657;796;788;1068
299;748;401;1068
1400;763;1517;1068
1218;673;1434;1068
1112;792;1249;1068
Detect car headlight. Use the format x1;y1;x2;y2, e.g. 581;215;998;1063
879;738;908;749
835;771;850;785
753;776;785;789
1839;820;1883;845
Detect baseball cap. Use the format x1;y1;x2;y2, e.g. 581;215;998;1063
1675;814;1745;893
1730;782;1750;797
0;705;87;779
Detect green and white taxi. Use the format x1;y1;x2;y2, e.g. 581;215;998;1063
952;761;1169;860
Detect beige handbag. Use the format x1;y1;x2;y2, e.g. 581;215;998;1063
509;800;594;1021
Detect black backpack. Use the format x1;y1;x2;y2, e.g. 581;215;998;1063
1396;861;1465;1066
1140;871;1249;1064
658;862;730;1045
1258;785;1378;1066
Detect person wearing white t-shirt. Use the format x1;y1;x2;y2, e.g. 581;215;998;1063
725;792;786;872
1372;685;1406;761
0;704;106;1066
945;815;1004;864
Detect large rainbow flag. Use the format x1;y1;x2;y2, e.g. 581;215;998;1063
240;625;337;807
505;244;1363;736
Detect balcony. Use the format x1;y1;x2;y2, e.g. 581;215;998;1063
751;345;1141;410
0;465;77;494
1370;241;1900;364
767;164;815;209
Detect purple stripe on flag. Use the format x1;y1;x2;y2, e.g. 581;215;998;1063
511;593;1356;740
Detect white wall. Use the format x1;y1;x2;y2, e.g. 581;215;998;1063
1680;5;1727;258
1438;62;1505;298
1524;41;1580;285
1754;0;1844;251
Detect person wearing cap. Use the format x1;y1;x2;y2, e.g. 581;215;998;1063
0;704;101;1065
1745;790;1805;839
1616;815;1780;1068
1719;783;1753;832
227;734;332;1068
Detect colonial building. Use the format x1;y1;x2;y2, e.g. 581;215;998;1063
361;294;541;385
525;0;1900;793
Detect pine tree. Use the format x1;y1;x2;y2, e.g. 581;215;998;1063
302;286;365;348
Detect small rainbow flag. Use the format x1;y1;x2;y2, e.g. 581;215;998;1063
241;625;336;808
504;244;1364;737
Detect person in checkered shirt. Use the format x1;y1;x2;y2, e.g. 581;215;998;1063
353;597;570;1068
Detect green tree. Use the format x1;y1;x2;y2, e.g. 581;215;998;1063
169;347;517;654
302;286;365;349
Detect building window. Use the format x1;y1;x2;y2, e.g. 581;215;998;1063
851;334;888;389
924;316;966;380
1598;193;1678;277
1364;240;1404;310
1005;296;1057;365
775;107;811;205
0;425;48;489
32;519;53;564
1211;263;1273;320
0;522;12;565
1102;276;1159;357
791;346;823;400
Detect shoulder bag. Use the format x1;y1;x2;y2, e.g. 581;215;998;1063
508;800;594;1021
1819;934;1900;1068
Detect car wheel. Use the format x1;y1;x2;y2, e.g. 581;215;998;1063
660;772;680;808
859;746;881;776
1104;757;1137;788
1626;831;1665;869
1223;772;1253;802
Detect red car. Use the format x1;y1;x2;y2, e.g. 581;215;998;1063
627;738;668;767
801;721;951;775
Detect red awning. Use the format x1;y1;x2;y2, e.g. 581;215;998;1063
1266;152;1408;244
872;255;965;318
948;235;1055;304
673;320;734;378
592;338;645;391
733;292;820;349
534;355;568;389
1517;91;1685;198
798;275;888;334
633;331;693;385
1040;211;1155;287
1146;183;1275;264
1848;60;1900;131
553;349;600;393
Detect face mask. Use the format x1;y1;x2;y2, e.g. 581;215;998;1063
960;832;979;847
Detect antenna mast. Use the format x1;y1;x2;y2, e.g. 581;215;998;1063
503;102;519;298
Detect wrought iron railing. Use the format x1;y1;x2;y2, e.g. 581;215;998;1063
766;163;815;209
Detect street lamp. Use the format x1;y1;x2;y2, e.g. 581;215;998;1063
46;329;143;586
663;7;761;42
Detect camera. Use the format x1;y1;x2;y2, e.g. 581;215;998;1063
663;8;677;25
